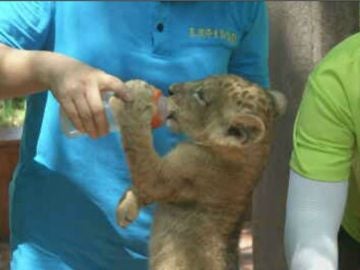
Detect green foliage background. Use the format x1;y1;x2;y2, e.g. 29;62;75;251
0;98;26;127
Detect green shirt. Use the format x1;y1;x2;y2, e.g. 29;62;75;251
290;33;360;242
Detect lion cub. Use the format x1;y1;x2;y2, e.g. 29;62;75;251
110;75;286;270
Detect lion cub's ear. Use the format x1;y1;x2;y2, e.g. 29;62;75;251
226;114;266;147
266;90;287;118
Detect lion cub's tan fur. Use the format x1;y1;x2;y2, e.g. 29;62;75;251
110;75;286;270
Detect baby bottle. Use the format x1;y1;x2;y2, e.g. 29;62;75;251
61;88;168;137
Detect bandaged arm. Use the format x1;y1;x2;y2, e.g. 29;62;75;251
284;169;348;270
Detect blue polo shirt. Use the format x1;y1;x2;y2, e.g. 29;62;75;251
0;2;269;269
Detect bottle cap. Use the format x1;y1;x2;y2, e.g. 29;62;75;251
151;89;168;128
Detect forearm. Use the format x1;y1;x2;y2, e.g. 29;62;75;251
284;170;348;270
0;43;75;99
121;131;189;203
0;43;129;138
120;124;161;184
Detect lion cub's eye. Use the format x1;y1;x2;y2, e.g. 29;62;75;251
193;90;208;106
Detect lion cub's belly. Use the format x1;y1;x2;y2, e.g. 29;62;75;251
150;204;242;270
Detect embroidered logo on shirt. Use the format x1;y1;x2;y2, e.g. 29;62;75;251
189;27;238;45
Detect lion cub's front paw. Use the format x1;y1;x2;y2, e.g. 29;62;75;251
124;80;154;124
110;80;156;128
116;189;140;228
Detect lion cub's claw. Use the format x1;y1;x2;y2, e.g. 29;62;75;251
116;190;140;228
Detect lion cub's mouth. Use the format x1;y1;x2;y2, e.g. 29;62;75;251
166;111;177;124
165;111;181;131
166;111;176;120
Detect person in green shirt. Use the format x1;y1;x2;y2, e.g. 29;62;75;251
284;33;360;270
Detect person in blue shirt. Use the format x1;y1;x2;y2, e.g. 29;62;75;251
0;2;269;269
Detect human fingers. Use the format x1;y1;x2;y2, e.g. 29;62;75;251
73;93;98;138
60;98;85;134
85;83;109;137
99;74;131;102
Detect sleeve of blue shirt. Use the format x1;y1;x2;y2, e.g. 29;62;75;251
229;1;269;89
0;1;54;49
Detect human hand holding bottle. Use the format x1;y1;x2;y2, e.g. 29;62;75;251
62;80;168;137
46;55;130;138
0;44;165;138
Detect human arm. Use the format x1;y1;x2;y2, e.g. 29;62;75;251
0;2;129;138
285;41;359;269
284;169;348;270
0;44;129;138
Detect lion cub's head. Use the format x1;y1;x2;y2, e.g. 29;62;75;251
167;74;286;149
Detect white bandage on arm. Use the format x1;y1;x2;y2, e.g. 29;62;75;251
284;170;348;270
